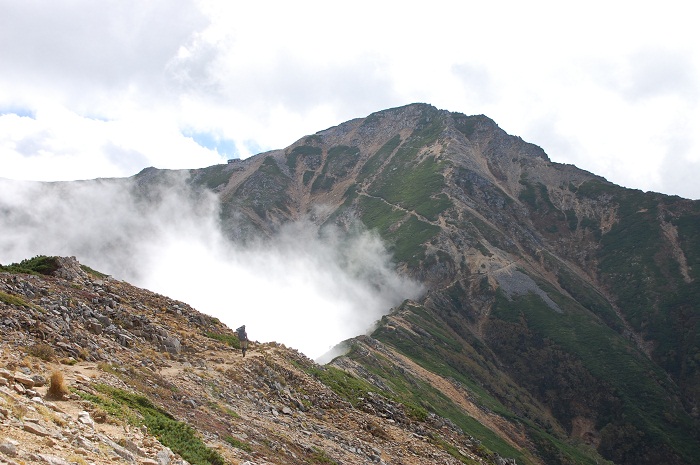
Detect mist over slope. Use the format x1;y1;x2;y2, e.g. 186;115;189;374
0;173;421;358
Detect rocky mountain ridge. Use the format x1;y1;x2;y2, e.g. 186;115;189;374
180;103;698;465
1;256;517;465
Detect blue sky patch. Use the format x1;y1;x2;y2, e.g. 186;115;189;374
0;106;36;118
184;130;238;158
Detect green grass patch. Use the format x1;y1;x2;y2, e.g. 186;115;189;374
358;196;406;236
0;290;31;307
363;302;611;465
360;200;439;266
350;328;525;462
85;384;225;465
390;216;440;265
192;164;231;189
74;387;139;423
305;365;376;408
359;134;401;182
310;447;338;464
205;331;241;349
598;193;700;420
529;428;604;465
373;306;523;425
418;193;453;221
288;145;322;171
80;264;109;278
303;359;428;422
490;289;700;464
433;437;482;464
371;153;450;221
224;435;252;452
0;255;60;275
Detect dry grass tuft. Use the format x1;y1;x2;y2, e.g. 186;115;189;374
91;407;108;424
47;370;70;399
29;343;55;361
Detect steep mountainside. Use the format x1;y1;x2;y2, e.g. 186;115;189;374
3;103;699;465
176;103;699;465
1;256;513;465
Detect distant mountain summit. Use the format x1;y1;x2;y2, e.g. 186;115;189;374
183;103;700;465
6;103;700;464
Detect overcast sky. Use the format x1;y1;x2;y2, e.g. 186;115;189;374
0;0;698;199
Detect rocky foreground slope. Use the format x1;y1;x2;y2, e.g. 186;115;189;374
1;257;516;465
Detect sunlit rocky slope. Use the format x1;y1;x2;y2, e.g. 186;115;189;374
3;103;699;465
180;103;700;465
1;256;513;465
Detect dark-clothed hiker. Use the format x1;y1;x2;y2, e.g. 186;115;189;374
236;325;248;357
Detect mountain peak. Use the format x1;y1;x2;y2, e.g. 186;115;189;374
3;103;699;465
190;104;700;464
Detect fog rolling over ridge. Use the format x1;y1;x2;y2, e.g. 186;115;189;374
0;174;422;358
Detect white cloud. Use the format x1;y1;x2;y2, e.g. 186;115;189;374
2;1;698;198
0;0;206;106
144;219;421;359
0;176;421;359
0;107;225;181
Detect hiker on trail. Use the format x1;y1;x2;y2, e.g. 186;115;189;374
236;325;248;357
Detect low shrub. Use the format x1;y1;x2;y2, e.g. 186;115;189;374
89;384;225;465
0;255;60;275
29;343;55;361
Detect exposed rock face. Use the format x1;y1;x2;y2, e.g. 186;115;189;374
52;256;90;282
186;103;700;465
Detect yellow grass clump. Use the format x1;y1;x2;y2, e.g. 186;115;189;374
47;370;70;399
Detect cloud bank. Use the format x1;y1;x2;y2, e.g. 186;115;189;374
1;1;699;199
0;175;422;359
